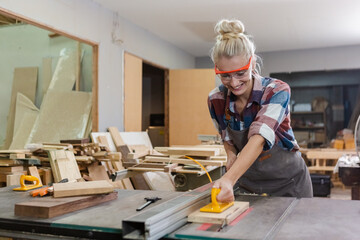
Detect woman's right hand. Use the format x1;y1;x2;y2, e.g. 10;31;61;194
212;177;234;203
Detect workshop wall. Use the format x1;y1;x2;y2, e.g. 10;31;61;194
0;0;195;134
195;44;360;77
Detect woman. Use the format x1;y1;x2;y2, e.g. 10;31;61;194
208;19;313;202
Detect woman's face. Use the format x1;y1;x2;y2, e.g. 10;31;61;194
216;55;253;97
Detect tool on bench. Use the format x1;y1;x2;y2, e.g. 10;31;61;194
200;188;234;213
13;175;43;191
136;197;162;211
30;178;69;197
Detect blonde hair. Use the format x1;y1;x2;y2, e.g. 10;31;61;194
210;19;261;74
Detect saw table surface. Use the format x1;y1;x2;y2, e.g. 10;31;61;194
0;186;360;239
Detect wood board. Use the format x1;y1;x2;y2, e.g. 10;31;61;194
15;192;117;218
144;156;224;166
28;90;92;143
187;201;249;224
53;180;114;198
124;52;142;132
4;67;38;149
167;147;220;157
90;132;117;152
48;150;81;183
42;57;53;99
9;93;39;150
48;50;77;91
169;69;217;146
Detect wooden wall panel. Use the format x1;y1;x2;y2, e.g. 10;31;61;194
124;53;142;132
169;69;218;146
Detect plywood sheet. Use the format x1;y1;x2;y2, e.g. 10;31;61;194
53;180;114;198
188;201;249;224
48;50;77;91
9;93;39;150
90;132;116;152
169;69;217;145
4;67;38;149
124;52;142;131
42;57;53;99
15;192;117;218
29;90;92;144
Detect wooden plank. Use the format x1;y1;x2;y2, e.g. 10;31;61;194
0;166;24;173
144;156;224;166
6;173;23;186
28;166;43;186
48;50;77;91
307;150;356;159
127;151;150;160
187;201;249;224
90;132;117;152
15;192;117;218
169;69;217;145
167;147;220;157
4;67;38;149
97;135;111;151
127;167;164;172
143;172;175;191
29;90;92;144
308;166;335;171
48;150;81;183
108;126;125;146
124;52;142;131
87;163;109;180
42;57;53;99
53;180;114;198
0;159;21;166
10;93;39;150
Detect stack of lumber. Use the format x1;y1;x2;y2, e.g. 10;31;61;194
126;146;227;174
0;150;29;187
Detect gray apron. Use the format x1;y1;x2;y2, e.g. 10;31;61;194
227;126;313;198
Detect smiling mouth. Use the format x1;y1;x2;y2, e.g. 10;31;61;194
232;82;245;90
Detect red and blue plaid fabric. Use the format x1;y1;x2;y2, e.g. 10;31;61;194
208;74;299;151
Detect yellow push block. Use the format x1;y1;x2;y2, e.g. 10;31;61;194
200;188;234;213
13;175;43;191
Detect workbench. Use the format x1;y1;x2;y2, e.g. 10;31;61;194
0;184;360;240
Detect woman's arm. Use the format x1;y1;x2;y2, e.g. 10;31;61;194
223;141;238;170
213;134;265;202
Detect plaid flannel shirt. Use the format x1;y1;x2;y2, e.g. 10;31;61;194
208;74;299;151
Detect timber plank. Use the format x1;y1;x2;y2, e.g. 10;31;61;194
167;147;220;157
144;156;224;166
15;192;117;218
53;180;114;198
188;201;249;224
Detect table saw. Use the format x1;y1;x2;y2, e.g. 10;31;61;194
0;184;359;240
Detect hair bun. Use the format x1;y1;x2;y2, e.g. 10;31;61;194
215;19;245;40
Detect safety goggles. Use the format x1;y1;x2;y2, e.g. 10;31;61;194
214;56;252;74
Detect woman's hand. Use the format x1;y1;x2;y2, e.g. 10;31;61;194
212;177;234;203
